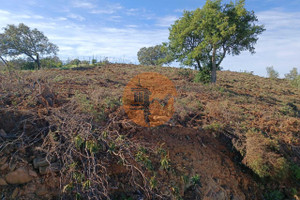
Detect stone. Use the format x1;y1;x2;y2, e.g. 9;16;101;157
36;186;48;196
11;187;20;199
0;177;8;186
33;158;49;169
5;167;33;184
0;129;6;137
28;170;38;177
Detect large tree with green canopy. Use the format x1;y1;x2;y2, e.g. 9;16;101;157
0;23;58;69
168;0;265;83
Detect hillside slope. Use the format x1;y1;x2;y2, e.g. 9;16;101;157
0;64;299;199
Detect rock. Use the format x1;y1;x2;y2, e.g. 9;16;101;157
33;158;49;169
0;129;6;137
28;169;38;177
5;167;33;184
36;186;48;196
0;177;8;186
0;163;8;171
11;187;20;199
39;166;49;175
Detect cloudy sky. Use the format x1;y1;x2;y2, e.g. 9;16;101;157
0;0;299;77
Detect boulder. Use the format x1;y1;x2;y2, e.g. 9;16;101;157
5;167;33;184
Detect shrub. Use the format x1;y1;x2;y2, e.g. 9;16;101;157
291;75;300;89
40;56;63;69
69;59;81;66
243;130;289;179
264;190;284;200
8;58;35;70
285;68;298;80
266;66;279;79
285;68;300;88
194;68;211;84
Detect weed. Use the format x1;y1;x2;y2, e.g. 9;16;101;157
149;175;157;189
135;147;153;170
191;174;201;186
203;122;224;132
160;155;170;171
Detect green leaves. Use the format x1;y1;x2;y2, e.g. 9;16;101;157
168;0;265;82
137;44;172;66
0;23;59;69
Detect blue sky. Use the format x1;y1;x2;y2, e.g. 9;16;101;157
0;0;299;77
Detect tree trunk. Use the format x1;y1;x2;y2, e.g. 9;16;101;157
196;59;202;71
0;56;8;66
211;47;217;83
36;54;41;70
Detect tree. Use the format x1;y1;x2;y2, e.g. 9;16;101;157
168;0;265;83
137;44;172;66
285;68;298;81
69;58;81;66
0;33;9;66
1;23;58;69
266;66;279;79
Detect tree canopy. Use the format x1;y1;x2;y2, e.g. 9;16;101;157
137;44;172;66
0;23;58;69
168;0;265;83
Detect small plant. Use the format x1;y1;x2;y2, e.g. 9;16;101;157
149;175;157;189
160;155;170;171
74;135;84;149
135;147;153;170
203;122;224;132
191;174;201;186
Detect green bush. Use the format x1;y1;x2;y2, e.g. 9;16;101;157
264;190;284;200
290;163;300;181
194;68;211;84
8;58;35;70
291;75;300;89
40;56;62;69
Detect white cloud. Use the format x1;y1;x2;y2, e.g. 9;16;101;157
0;8;168;63
0;10;10;15
222;9;300;77
89;3;123;14
68;14;85;21
156;15;178;27
72;1;95;9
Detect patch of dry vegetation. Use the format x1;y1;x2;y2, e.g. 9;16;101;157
0;64;299;199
